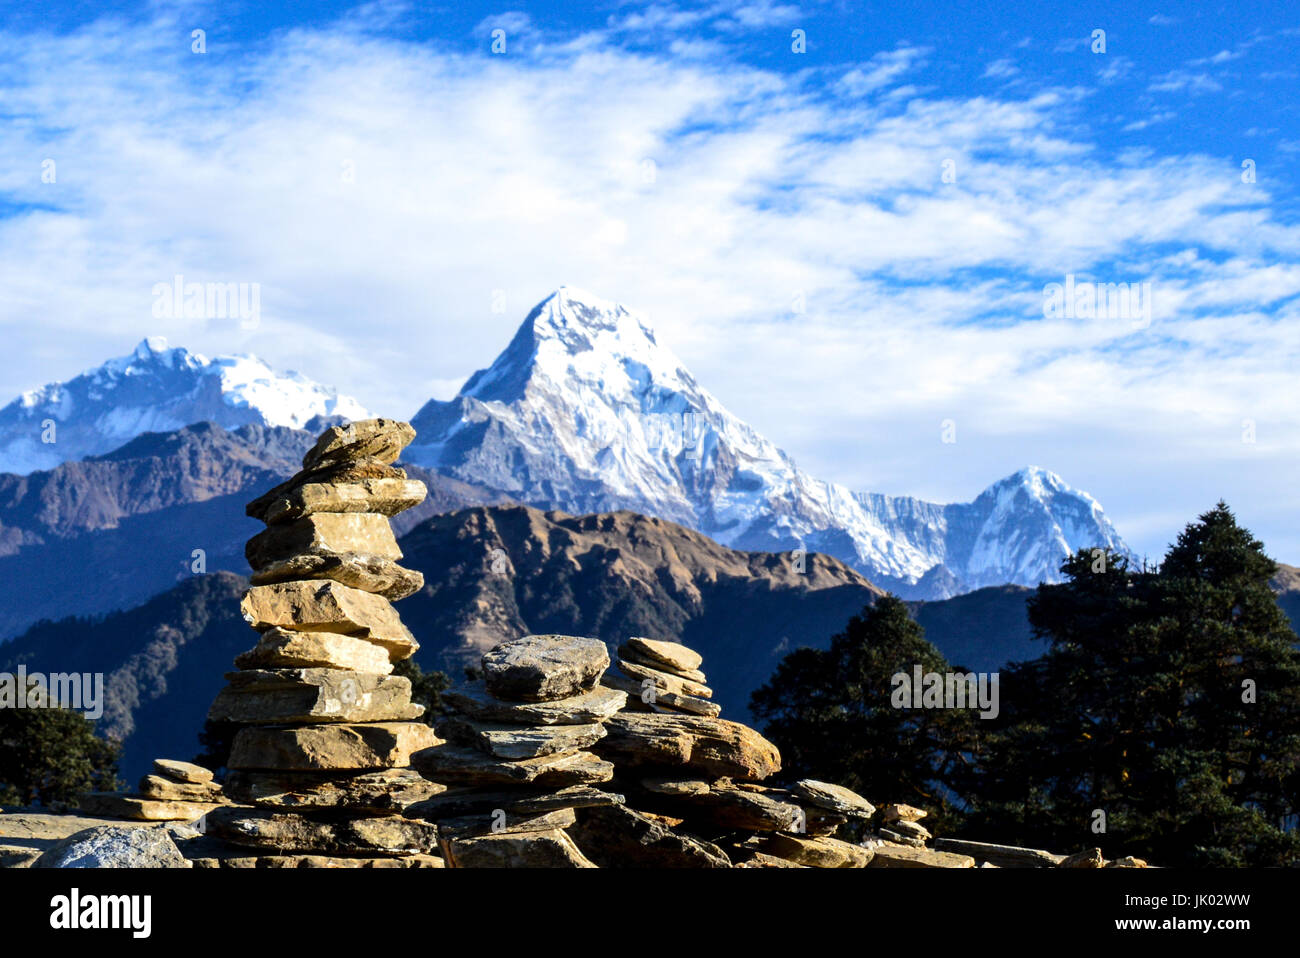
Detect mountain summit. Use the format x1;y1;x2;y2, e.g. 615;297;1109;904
406;288;1136;597
0;338;369;473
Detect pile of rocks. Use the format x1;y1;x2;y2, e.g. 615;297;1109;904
600;637;721;717
407;634;628;867
191;419;445;868
77;759;227;823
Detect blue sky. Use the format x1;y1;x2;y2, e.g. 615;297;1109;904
1;0;1298;563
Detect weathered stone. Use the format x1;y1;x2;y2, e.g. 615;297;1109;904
570;804;731;869
251;553;424;601
75;793;220;821
205;806;437;857
932;837;1065;868
301;418;416;471
889;818;931;841
438;717;606;760
640;775;712;797
412;744;614;787
442;682;626;725
763;833;873;868
437;808;577;840
208;669;422;724
879;827;925;848
257;478;428;524
153;759;214;784
804;807;849;837
622;636;703;674
869;844;976;868
736;851;807;868
34;825;191;868
597;713;781;780
793;779;876;820
240;581;418;661
246;457;409;521
246;513;401;569
223;768;444;814
879;802;928;823
1058;848;1106;868
190;851;444;869
443;829;596;868
138;775;226;803
228;721;441;771
662;783;803;832
619;647;708;683
618;658;712;699
405;785;623;821
234;628;393;674
601;672;721;717
1106;856;1149;868
482;634;609;702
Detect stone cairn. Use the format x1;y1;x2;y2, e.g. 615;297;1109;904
407;635;628;867
78;759;226;824
193;419;446;868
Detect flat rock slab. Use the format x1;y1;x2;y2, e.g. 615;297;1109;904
153;759;215;784
235;628;394;674
597;713;781;781
247;457;409;521
247;513;402;570
869;844;976;868
437;808;577;840
602;672;720;717
34;825;191;868
405;785;623;822
208;669;421;725
190;851;445;869
482;634;610;702
1058;848;1106;868
622;637;703;674
205;806;438;857
443;829;596;868
438;717;606;760
223;768;444;814
229;721;441;771
762;833;873;868
570;804;731;869
75;793;220;821
257;478;428;524
251;552;424;601
618;659;712;699
879;802;928;823
442;682;626;725
302;419;416;471
412;744;614;788
793;780;876;820
660;785;804;832
932;837;1064;868
240;581;418;661
138;776;227;803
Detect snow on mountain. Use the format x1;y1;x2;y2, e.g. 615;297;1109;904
0;337;369;474
406;287;1138;597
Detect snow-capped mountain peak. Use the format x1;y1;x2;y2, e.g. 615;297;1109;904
0;338;370;474
407;289;1137;597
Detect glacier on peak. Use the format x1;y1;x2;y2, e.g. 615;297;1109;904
406;288;1137;597
0;338;370;475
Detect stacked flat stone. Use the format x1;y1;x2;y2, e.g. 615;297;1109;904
406;634;628;867
199;419;444;867
574;637;880;867
77;759;227;823
600;636;721;717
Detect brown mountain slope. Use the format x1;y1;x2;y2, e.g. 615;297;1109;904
396;505;885;718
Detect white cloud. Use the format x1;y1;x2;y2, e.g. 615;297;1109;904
0;13;1296;561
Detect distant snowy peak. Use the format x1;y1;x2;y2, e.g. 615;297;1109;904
408;287;1138;598
0;338;369;474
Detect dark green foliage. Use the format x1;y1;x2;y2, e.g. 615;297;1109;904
392;657;451;721
750;595;976;834
0;695;120;806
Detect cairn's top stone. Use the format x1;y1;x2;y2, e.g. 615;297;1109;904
302;418;415;471
793;780;875;820
154;759;214;785
482;635;610;702
623;637;702;674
